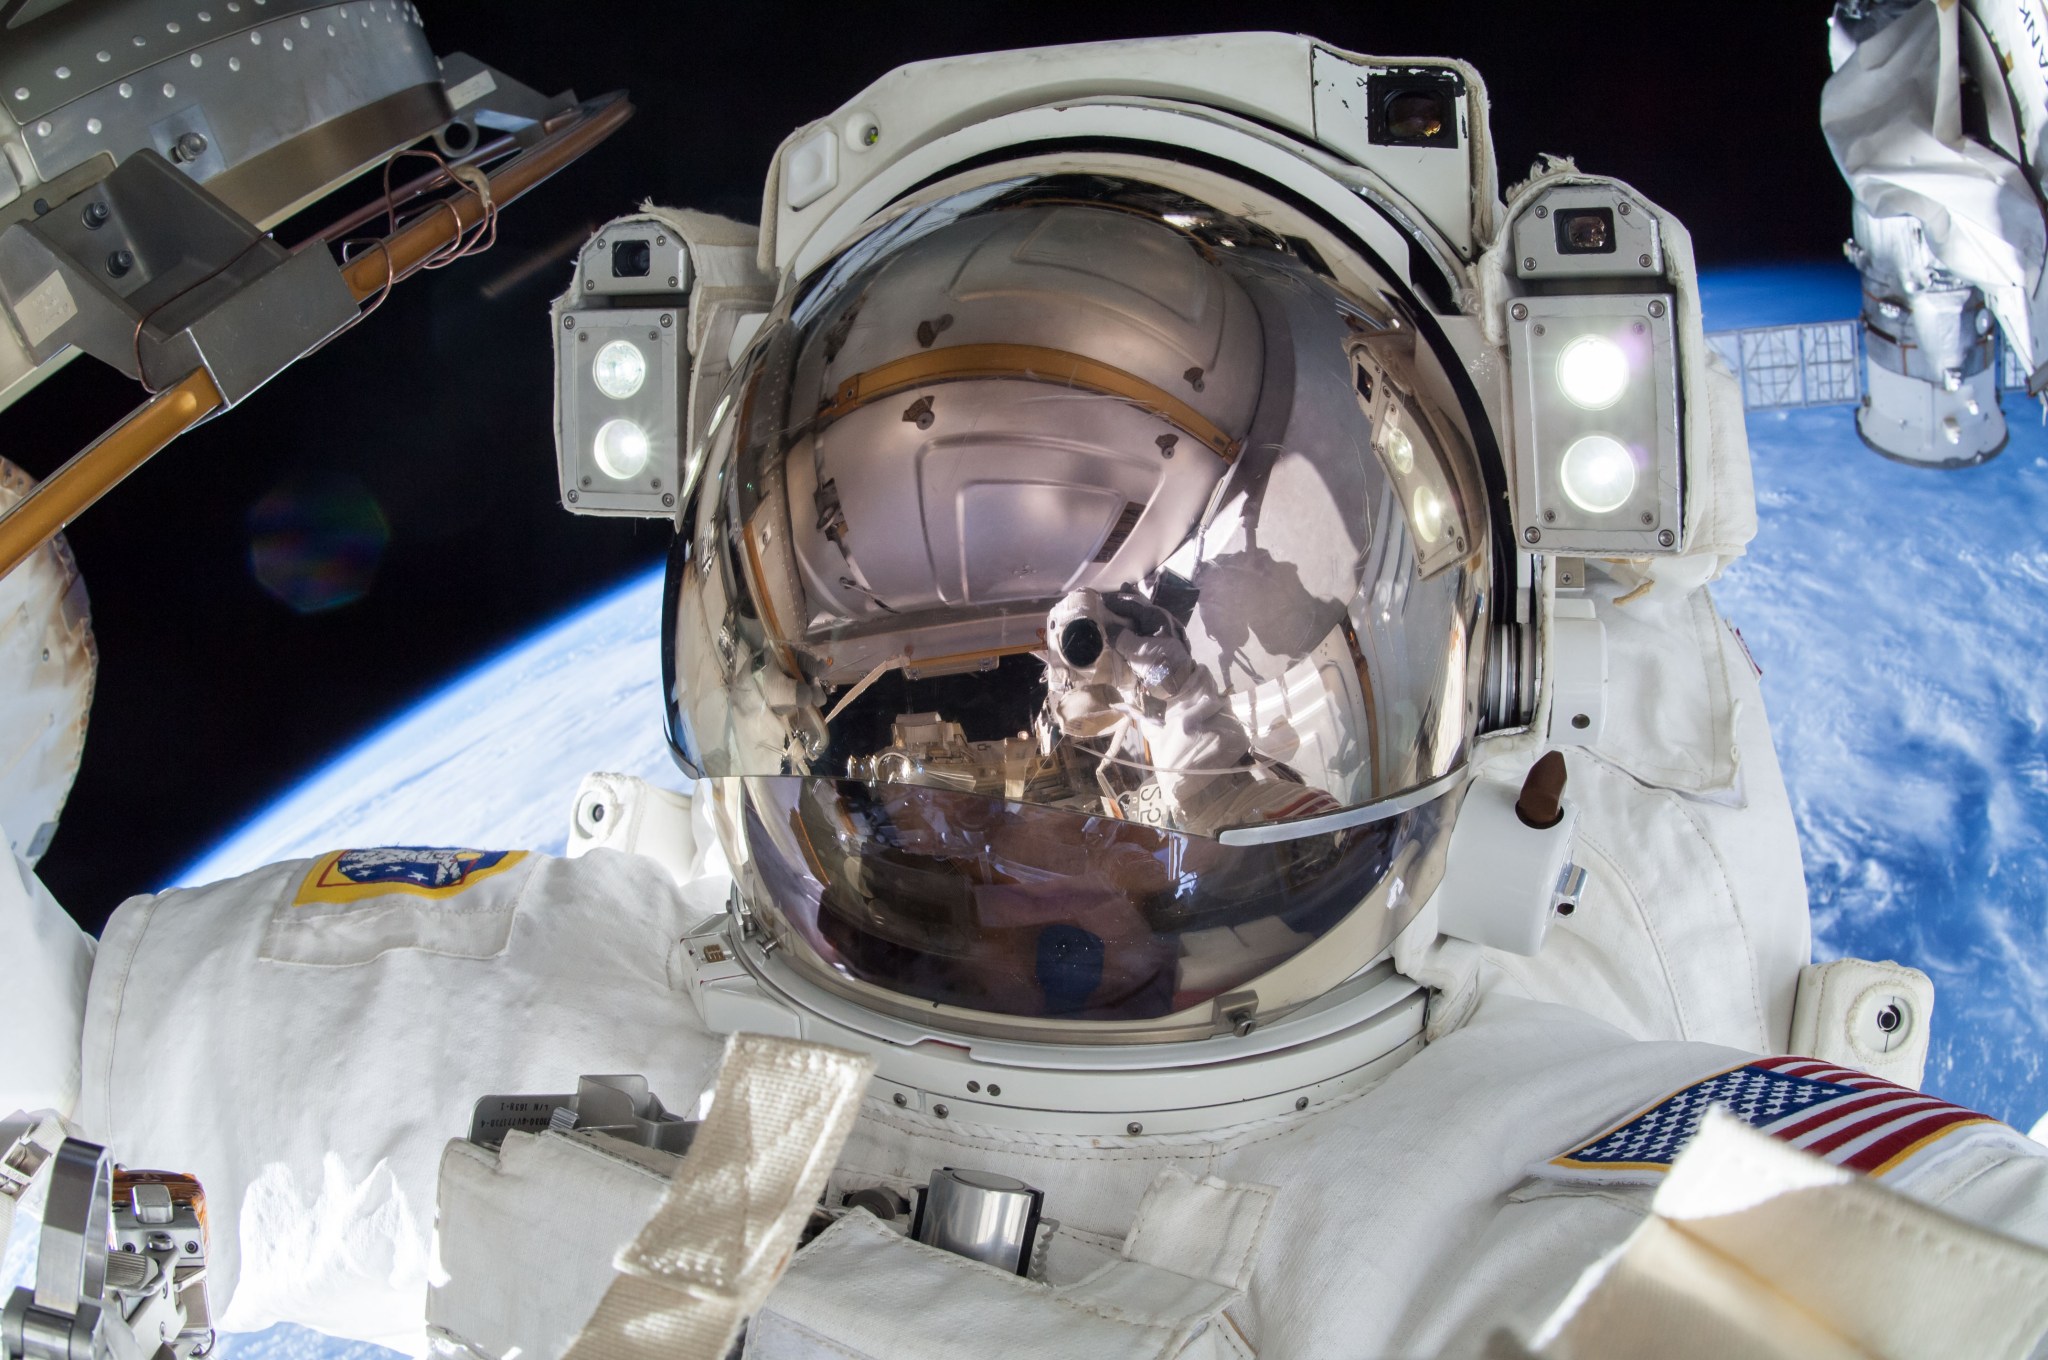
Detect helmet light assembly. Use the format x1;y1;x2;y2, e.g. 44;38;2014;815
554;219;691;517
1506;184;1683;556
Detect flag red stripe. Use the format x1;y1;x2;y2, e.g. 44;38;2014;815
1754;1056;1890;1088
1771;1090;1946;1146
1811;1102;1962;1161
1839;1109;1992;1174
1794;1095;1957;1154
1787;1064;1890;1088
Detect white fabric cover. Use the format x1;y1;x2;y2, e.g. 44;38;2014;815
0;846;91;1118
429;1131;676;1360
71;847;725;1353
750;1213;1159;1359
1534;1110;2048;1359
1789;957;1936;1090
565;770;730;920
752;1168;1270;1360
1474;573;1810;1056
0;458;95;867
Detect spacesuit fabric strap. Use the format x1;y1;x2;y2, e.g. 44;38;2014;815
1118;1166;1274;1291
560;1034;875;1360
1530;1110;2048;1360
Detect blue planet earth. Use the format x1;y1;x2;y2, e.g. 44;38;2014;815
10;263;2048;1358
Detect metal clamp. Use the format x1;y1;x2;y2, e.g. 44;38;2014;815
3;1138;111;1360
469;1074;697;1156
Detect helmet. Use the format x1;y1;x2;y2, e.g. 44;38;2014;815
669;169;1490;1045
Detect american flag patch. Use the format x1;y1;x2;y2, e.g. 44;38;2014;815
1538;1055;2036;1186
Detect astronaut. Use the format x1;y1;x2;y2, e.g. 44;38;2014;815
7;28;2048;1360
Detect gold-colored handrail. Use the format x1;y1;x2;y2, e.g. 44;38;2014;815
0;92;635;580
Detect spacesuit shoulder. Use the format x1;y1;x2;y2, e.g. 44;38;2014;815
71;843;725;1347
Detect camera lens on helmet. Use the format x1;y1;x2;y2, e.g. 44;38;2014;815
1554;208;1616;255
1384;90;1447;142
611;238;652;278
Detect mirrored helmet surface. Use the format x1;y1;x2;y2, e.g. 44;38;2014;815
673;172;1491;1042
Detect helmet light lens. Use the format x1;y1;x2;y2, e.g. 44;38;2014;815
1556;334;1629;411
593;340;648;400
593;418;651;480
1558;434;1637;514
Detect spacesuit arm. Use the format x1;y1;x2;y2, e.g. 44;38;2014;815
0;839;93;1120
1826;0;2048;382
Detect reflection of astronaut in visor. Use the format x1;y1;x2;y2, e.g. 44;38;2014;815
1044;587;1340;836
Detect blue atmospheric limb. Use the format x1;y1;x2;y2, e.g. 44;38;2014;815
175;568;675;889
29;263;2024;1360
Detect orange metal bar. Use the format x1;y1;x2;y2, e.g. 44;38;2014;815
0;370;221;573
0;94;634;581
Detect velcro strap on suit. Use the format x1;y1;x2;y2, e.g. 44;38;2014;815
560;1034;874;1360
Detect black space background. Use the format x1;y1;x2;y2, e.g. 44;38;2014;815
15;1;1852;932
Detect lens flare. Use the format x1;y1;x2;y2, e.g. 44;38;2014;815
246;472;389;613
593;418;651;480
1558;434;1637;514
1556;334;1629;410
592;340;647;399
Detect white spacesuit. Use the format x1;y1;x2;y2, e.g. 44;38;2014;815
8;29;2048;1360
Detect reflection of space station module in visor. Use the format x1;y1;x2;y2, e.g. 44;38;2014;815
1825;0;2048;465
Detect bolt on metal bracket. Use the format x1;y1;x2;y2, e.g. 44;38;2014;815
0;150;357;406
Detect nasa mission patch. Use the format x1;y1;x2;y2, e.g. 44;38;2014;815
1537;1055;2041;1187
292;846;527;905
263;845;536;966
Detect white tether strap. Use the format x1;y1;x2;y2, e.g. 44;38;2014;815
561;1034;874;1360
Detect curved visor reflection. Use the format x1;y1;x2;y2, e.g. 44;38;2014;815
740;777;1438;1023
